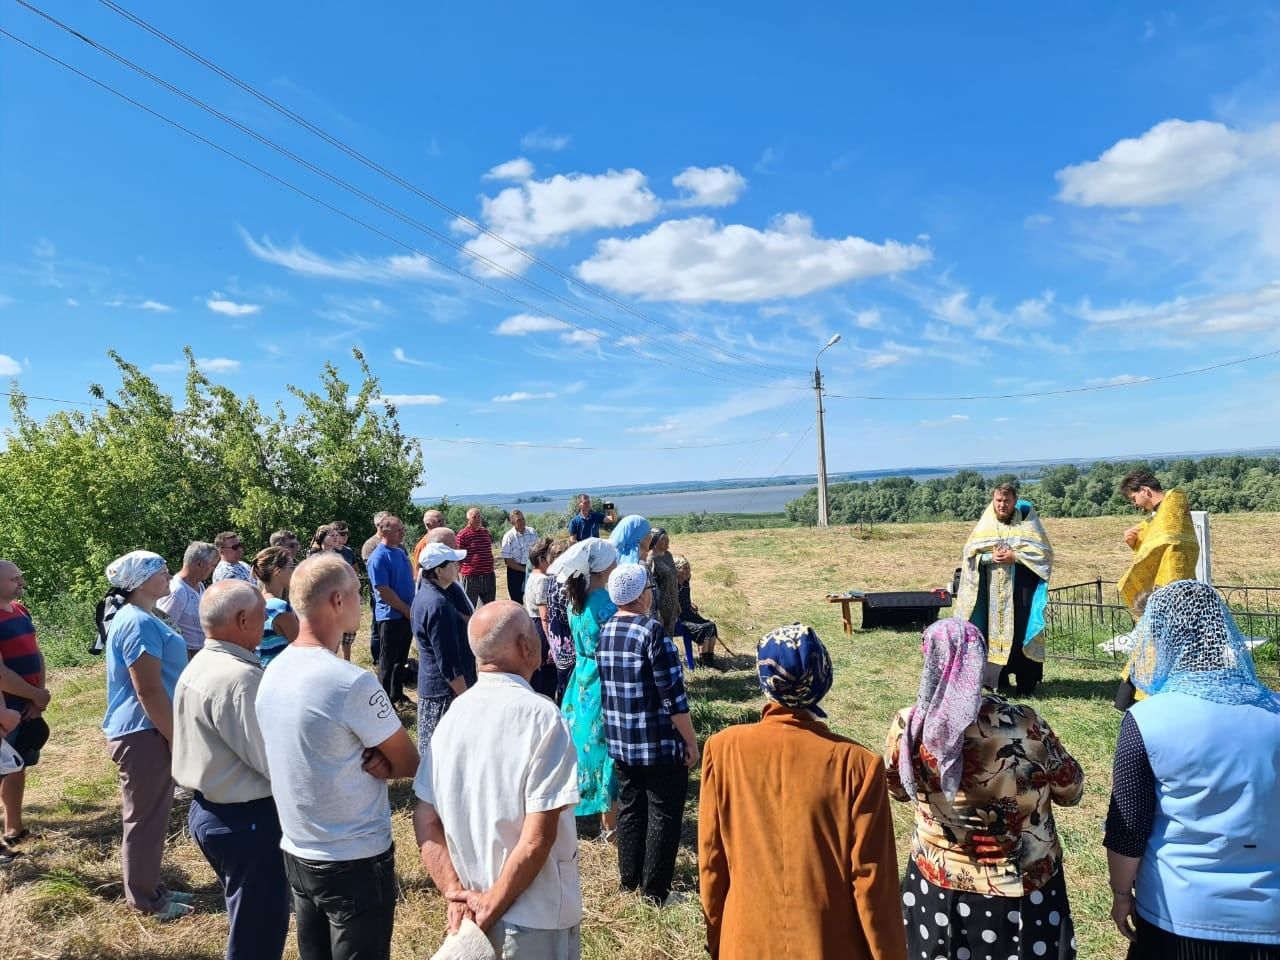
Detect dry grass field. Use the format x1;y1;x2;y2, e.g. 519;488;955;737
2;513;1278;959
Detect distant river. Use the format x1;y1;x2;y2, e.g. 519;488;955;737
469;482;815;517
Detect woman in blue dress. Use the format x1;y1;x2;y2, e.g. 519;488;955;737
251;547;298;667
552;537;620;836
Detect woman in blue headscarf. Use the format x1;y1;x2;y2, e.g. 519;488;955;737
1104;580;1280;959
609;515;652;565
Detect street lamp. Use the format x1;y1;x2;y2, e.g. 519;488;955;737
815;334;841;527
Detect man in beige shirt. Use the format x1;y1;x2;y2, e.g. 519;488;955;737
173;580;288;960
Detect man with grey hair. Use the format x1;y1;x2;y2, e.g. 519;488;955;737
158;541;219;660
414;601;582;958
410;508;447;579
173;580;288;960
268;530;301;560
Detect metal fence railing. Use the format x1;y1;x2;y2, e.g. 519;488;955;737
1044;579;1280;682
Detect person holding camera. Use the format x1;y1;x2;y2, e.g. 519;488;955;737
568;494;618;542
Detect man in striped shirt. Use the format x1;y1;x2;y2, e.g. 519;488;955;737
456;509;497;608
0;560;50;847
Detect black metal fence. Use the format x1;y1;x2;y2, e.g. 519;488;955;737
1043;579;1280;681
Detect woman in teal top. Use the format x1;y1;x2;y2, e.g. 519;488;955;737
552;537;620;833
100;550;194;921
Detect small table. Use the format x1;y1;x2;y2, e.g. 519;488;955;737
826;592;867;635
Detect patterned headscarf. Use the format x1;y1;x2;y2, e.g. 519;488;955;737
609;515;651;564
105;550;167;593
898;618;987;802
1129;580;1277;710
756;623;833;718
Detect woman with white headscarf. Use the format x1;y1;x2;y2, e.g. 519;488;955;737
551;537;620;837
1104;580;1280;959
101;550;195;920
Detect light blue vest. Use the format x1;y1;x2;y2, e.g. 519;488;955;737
1129;691;1280;945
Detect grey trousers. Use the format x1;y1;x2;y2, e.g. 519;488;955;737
107;728;175;913
486;922;581;960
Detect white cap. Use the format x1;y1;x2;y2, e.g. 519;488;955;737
420;542;466;571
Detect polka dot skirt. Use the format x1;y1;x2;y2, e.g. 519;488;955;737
901;860;1077;960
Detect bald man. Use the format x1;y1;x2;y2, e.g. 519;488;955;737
414;602;582;958
173;581;287;960
409;509;447;580
0;559;48;848
256;555;419;960
456;508;497;608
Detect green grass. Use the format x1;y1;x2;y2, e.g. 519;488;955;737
7;515;1280;958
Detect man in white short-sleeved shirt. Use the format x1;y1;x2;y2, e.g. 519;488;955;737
500;510;540;604
414;600;582;959
256;555;419;960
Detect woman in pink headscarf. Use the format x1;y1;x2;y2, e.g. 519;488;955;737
884;618;1085;960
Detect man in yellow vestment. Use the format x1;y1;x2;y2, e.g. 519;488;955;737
955;483;1054;694
1117;468;1200;614
1114;469;1201;707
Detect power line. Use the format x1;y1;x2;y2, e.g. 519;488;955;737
12;2;795;390
825;348;1280;402
0;26;790;393
92;0;797;377
411;435;791;452
0;389;99;408
734;424;815;513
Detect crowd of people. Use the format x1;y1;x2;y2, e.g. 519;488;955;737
0;478;1277;960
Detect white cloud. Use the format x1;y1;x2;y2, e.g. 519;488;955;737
207;296;261;317
493;313;567;336
627;421;679;434
1055;119;1280;207
462;169;661;276
370;393;445;407
920;413;969;427
616;335;642;347
392;346;435;367
483;157;534;182
521;129;570;151
561;329;604;347
151;357;240;374
242;231;439;283
1085;374;1150;387
492;391;557;403
0;354;22;376
33;238;56;258
671;166;747;207
65;298;78;307
140;300;173;313
1078;282;1280;335
564;437;584;444
863;353;902;370
854;309;882;329
576;214;930;303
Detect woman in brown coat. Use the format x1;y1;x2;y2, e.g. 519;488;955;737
698;623;907;960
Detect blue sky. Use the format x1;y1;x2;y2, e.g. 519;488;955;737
2;2;1279;497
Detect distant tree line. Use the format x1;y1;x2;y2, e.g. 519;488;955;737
784;456;1280;525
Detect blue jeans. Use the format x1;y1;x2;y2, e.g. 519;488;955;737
188;793;290;960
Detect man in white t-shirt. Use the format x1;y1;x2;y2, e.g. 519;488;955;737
256;555;419;960
500;510;540;604
156;541;217;659
414;600;582;959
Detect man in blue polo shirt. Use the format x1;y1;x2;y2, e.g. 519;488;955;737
568;494;618;542
367;515;415;708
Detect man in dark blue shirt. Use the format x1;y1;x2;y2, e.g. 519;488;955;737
568;494;618;542
366;515;415;707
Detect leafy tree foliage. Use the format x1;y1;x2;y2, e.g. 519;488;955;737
0;348;423;648
785;457;1280;525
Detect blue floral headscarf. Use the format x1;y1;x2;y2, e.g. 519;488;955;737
757;623;833;717
609;515;651;564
